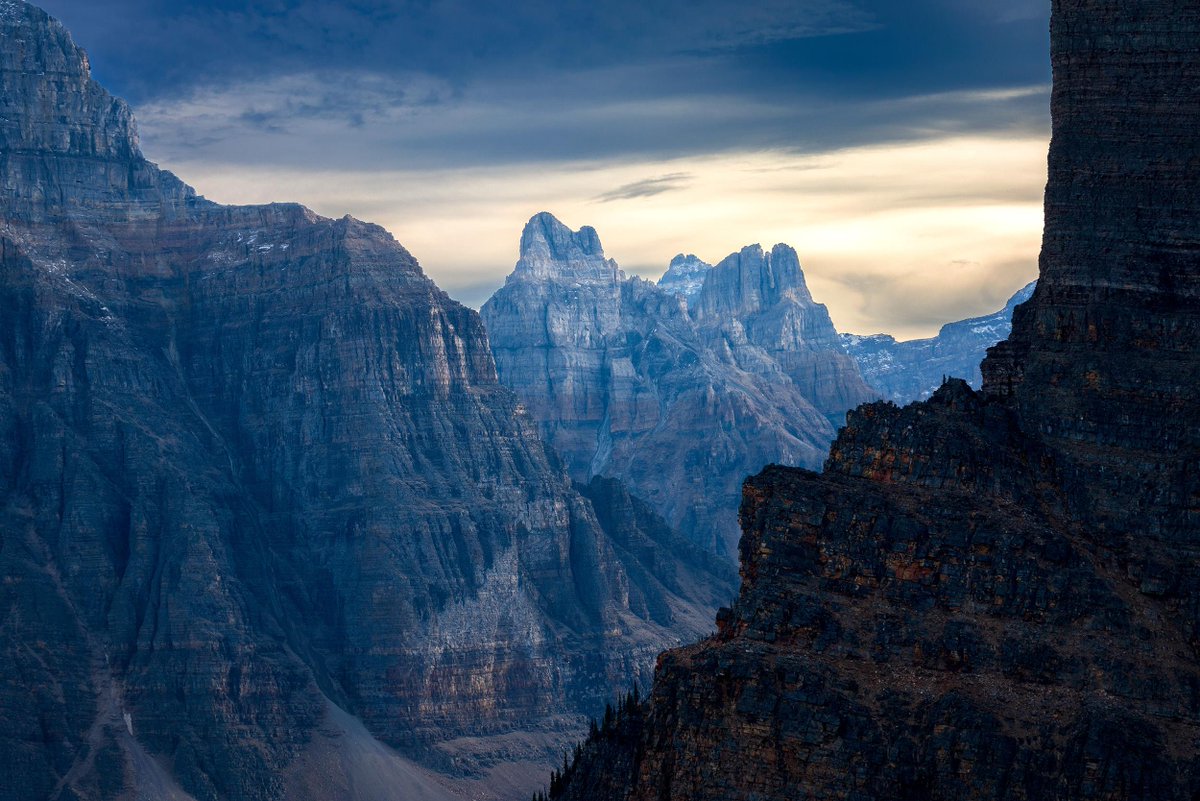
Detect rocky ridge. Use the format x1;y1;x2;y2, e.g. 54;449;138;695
481;215;850;557
482;217;873;557
0;5;735;800
690;243;875;426
551;0;1200;798
843;281;1037;404
655;254;711;302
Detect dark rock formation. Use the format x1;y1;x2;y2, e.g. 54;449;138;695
0;4;735;800
690;243;877;426
843;281;1036;404
656;254;711;303
481;214;839;557
552;1;1200;799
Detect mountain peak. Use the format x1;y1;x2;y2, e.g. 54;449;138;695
0;0;140;159
511;212;620;283
691;241;815;321
0;0;205;222
658;253;713;301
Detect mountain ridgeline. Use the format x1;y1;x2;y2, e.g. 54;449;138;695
842;281;1037;403
482;215;1033;557
0;4;736;800
551;0;1200;798
481;216;873;557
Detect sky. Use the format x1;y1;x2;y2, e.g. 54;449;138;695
40;0;1052;338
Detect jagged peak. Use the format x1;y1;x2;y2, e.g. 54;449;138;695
0;0;143;162
667;253;711;271
693;241;815;318
659;253;713;301
510;212;621;284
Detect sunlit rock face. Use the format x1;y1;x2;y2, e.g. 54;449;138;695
843;281;1036;404
689;243;877;427
482;214;840;558
553;1;1200;799
0;4;736;800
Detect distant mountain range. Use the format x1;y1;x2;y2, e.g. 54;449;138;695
483;217;1032;557
841;281;1037;403
481;214;860;557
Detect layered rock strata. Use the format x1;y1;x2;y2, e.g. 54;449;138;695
843;281;1036;404
481;214;840;557
552;0;1200;798
0;5;735;800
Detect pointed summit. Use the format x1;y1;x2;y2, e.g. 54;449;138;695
0;0;194;219
511;212;621;283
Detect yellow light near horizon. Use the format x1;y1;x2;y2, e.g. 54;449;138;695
163;133;1046;340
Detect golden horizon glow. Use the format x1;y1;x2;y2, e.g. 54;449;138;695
161;133;1046;340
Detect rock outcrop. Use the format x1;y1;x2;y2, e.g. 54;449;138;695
0;5;736;800
656;254;711;303
551;1;1200;799
481;215;840;557
843;281;1036;404
690;243;876;426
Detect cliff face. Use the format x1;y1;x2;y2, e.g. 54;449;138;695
482;218;877;557
0;5;735;800
691;244;876;426
481;214;840;557
843;281;1036;404
553;1;1200;799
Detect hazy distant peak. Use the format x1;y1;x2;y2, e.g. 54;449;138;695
512;211;620;283
695;241;815;318
659;253;713;301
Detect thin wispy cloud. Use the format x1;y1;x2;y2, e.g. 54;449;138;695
595;173;693;203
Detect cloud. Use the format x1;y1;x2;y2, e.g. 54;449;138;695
133;60;1049;173
594;173;692;203
38;0;871;102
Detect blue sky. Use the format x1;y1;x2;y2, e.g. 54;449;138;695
38;0;1052;337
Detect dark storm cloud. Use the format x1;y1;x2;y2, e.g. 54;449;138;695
34;0;1052;171
37;0;871;100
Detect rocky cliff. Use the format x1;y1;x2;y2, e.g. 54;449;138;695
481;214;839;557
655;254;711;303
551;0;1200;798
690;243;877;427
0;5;736;800
843;281;1036;404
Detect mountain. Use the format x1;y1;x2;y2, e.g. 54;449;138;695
0;4;735;800
690;243;876;426
842;281;1037;404
481;214;834;557
552;0;1200;798
656;254;711;302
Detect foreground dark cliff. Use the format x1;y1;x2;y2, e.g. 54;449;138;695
0;4;735;800
553;0;1200;798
